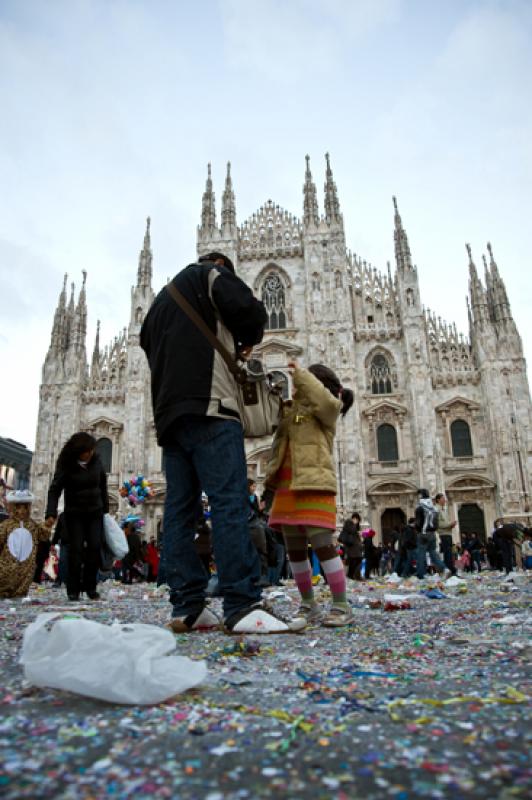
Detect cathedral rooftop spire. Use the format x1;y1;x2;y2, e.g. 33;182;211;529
393;196;413;274
467;243;489;326
221;161;236;232
200;162;217;232
49;273;68;353
303;154;319;227
91;320;101;379
324;152;341;225
487;241;512;322
136;216;153;289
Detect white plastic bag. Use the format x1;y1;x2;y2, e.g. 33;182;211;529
20;613;207;704
103;514;128;558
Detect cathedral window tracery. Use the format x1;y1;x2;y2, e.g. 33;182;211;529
261;272;287;330
370;353;393;394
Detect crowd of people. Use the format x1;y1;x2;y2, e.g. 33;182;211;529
1;250;531;631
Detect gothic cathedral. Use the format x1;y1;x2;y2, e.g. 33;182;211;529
31;156;532;542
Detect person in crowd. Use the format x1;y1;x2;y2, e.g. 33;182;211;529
394;518;417;577
45;432;108;601
0;490;51;598
266;362;354;626
362;529;378;578
339;512;363;580
121;520;144;584
486;536;499;570
492;519;515;575
145;537;160;582
463;532;482;572
141;251;301;634
434;493;457;576
379;544;394;576
261;488;286;586
522;531;532;570
194;507;213;578
247;478;269;586
415;489;450;580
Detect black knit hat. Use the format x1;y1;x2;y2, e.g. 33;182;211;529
198;252;235;274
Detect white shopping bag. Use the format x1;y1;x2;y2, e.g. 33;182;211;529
103;514;128;558
20;613;207;705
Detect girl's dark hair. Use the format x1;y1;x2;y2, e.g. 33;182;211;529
57;432;97;469
308;364;354;417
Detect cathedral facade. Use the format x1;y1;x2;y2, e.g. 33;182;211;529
31;156;532;542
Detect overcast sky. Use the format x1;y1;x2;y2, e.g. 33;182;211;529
1;0;531;448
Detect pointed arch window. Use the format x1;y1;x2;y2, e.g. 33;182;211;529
261;273;287;330
450;419;473;457
370;354;392;394
377;424;399;462
95;437;113;473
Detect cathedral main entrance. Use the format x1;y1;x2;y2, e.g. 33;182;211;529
381;508;406;546
458;503;487;543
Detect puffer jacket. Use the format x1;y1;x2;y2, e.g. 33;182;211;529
45;454;109;518
264;367;342;493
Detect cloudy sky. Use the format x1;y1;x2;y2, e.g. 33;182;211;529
1;0;531;448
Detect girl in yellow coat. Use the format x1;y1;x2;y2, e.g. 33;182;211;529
266;363;354;626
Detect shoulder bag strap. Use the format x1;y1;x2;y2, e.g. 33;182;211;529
165;282;246;384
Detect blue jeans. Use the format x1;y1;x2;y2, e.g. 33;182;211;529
416;533;446;578
162;416;261;621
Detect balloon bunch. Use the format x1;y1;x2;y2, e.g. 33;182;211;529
361;528;376;539
120;475;154;507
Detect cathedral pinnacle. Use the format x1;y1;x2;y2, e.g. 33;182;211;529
200;162;217;232
221;161;237;232
303;154;319;227
486;241;512;322
393;196;413;273
136;216;153;289
323;152;341;225
48;273;68;353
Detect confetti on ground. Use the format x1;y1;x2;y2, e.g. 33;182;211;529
0;571;530;798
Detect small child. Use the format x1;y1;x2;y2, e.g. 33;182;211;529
0;490;51;598
265;363;354;626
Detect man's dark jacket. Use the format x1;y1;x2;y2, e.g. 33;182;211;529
140;261;267;445
339;519;362;558
46;454;109;518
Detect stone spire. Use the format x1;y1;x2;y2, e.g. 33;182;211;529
393;196;413;273
64;280;76;350
200;162;217;232
91;320;101;379
136;217;153;289
487;241;512;322
323;152;341;225
221;161;236;232
467;243;489;325
303;154;319;227
73;270;88;350
49;273;68;353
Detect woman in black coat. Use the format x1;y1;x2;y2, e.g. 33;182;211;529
45;432;109;601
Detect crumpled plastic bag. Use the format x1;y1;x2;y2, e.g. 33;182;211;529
103;514;129;559
20;613;207;705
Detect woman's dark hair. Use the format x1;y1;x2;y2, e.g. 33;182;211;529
57;432;97;469
308;364;354;417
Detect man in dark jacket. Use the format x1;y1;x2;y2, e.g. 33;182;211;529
339;512;363;580
394;518;417;577
122;522;144;584
141;253;303;635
